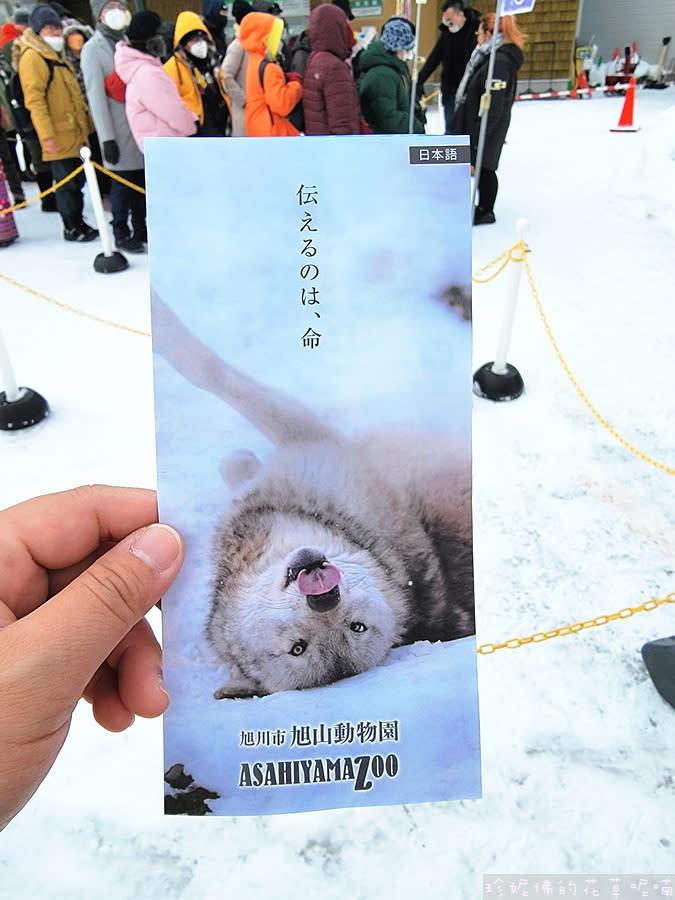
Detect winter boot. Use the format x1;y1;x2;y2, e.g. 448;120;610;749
473;208;496;226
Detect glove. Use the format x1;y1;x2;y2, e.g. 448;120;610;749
103;140;120;165
287;71;303;84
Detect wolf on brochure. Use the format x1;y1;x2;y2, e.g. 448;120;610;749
146;133;481;816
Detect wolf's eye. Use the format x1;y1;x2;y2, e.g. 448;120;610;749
289;639;308;656
350;622;367;633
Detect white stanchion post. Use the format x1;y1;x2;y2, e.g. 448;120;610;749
472;217;528;402
0;328;49;430
79;145;128;274
0;330;19;402
492;217;528;374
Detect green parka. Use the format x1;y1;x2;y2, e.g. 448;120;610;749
357;39;424;134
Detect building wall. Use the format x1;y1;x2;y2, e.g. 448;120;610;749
515;0;580;83
578;0;675;64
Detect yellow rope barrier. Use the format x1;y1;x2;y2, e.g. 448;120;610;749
91;161;146;194
470;241;674;653
0;164;85;215
0;159;144;217
0;271;150;338
1;237;671;657
477;592;675;655
473;242;675;476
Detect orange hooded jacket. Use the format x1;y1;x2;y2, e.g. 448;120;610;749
238;12;302;136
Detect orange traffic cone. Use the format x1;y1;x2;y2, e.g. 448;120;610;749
610;76;639;132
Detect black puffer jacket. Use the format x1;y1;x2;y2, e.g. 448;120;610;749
450;41;523;171
417;7;480;99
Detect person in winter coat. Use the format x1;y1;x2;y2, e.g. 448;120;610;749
238;11;302;137
1;6;29;66
416;1;480;133
202;0;229;60
302;3;359;136
17;5;98;241
291;0;355;76
251;0;291;72
114;11;197;153
450;12;524;225
0;158;19;245
62;21;94;98
81;0;148;253
358;17;425;135
0;84;25;205
4;7;57;209
221;0;253;137
62;18;110;212
164;11;231;137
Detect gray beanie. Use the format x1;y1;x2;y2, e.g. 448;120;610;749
13;7;31;25
28;4;63;33
381;17;415;51
90;0;129;22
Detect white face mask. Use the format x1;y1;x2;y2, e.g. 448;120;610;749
447;23;461;33
43;34;65;52
103;8;131;31
187;39;209;59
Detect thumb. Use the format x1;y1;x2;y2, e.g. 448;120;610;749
27;523;184;695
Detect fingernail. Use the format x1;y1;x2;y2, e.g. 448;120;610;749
157;668;170;702
130;524;182;573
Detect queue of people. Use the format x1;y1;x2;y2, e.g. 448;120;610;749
0;0;527;241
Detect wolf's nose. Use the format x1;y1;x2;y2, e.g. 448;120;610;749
285;546;327;585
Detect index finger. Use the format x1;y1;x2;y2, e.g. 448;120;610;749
0;485;158;617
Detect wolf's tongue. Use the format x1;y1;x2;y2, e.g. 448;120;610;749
297;564;341;596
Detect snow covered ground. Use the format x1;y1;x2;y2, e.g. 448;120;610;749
1;88;674;897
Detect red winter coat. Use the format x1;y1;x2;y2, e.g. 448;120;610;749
302;4;359;136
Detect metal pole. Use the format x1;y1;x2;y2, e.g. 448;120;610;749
470;1;502;220
408;0;426;133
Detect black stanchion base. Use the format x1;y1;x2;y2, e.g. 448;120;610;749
642;636;675;710
473;361;524;402
94;251;129;274
0;387;49;430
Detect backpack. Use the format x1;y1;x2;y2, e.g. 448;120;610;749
258;59;305;134
8;55;69;136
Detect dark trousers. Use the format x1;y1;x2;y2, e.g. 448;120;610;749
51;156;85;228
478;168;498;213
22;132;52;177
443;92;456;134
110;168;147;242
0;127;23;197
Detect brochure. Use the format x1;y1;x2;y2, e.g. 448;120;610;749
146;133;481;816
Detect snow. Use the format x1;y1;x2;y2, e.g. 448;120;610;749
1;87;675;896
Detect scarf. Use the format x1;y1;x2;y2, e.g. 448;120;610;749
454;32;504;107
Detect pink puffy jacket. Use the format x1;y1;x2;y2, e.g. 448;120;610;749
114;43;197;152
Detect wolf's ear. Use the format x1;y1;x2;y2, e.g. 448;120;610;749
213;676;264;700
219;450;262;489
